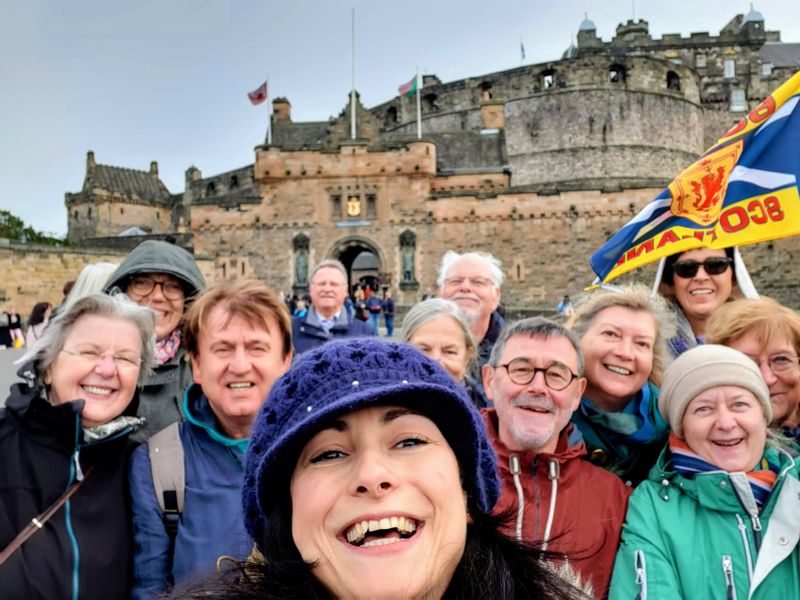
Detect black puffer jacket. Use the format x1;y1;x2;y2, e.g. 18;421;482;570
0;367;136;599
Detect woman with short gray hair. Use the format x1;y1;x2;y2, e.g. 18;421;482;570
401;298;489;407
0;294;154;598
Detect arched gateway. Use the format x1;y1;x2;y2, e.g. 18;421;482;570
328;236;385;294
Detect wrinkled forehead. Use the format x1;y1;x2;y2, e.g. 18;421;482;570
446;256;495;281
502;333;579;370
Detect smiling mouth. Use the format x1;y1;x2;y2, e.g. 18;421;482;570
713;439;743;447
690;289;714;296
82;385;113;396
344;516;418;548
228;382;253;389
604;364;632;376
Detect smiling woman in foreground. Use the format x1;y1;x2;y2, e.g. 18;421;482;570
610;344;800;599
175;338;586;599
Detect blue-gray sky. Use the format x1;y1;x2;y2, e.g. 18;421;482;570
2;0;798;236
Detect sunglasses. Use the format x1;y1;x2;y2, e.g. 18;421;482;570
672;256;732;279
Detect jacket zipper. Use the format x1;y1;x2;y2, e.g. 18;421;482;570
722;555;737;600
541;459;559;552
634;549;647;600
509;455;524;542
734;514;755;581
65;415;82;600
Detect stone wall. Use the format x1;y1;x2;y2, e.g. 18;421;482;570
66;196;171;242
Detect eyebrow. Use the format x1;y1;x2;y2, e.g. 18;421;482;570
320;407;418;433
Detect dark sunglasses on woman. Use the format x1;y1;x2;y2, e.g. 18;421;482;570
672;256;732;279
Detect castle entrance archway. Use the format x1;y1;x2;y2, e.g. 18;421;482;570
329;236;386;295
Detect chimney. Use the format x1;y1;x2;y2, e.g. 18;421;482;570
150;160;159;176
87;150;96;176
272;97;291;122
481;101;505;130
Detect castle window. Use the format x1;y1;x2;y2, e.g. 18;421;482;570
423;93;439;111
724;58;736;79
230;175;239;189
479;81;493;101
120;207;124;215
331;195;342;219
385;106;398;126
157;211;161;219
206;182;216;196
666;71;681;91
73;210;78;220
762;62;773;76
730;89;747;112
88;207;92;218
608;64;626;83
366;194;377;219
695;53;707;68
541;69;555;89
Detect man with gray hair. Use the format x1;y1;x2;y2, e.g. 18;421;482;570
437;251;505;399
292;259;373;354
481;317;630;599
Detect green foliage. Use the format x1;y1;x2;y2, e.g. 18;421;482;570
0;210;66;246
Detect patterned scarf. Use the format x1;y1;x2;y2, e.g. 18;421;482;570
669;434;778;509
667;300;701;359
154;328;182;364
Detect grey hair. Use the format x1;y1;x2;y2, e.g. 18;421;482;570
436;251;504;289
400;298;478;359
311;259;348;282
565;283;676;387
61;262;119;312
489;317;584;376
20;293;156;387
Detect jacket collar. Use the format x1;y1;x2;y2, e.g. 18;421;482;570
183;383;249;452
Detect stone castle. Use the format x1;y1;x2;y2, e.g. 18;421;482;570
4;10;800;314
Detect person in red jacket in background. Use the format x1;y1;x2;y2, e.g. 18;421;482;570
482;317;632;599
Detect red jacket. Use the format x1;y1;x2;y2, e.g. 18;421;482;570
482;409;631;599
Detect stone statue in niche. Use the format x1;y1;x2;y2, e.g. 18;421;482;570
402;246;414;282
295;251;308;285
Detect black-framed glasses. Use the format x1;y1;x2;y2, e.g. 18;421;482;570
129;276;184;300
672;257;732;279
495;357;578;390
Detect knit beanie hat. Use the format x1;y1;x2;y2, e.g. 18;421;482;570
242;338;499;547
659;344;771;437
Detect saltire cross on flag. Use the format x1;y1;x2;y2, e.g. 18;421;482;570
247;81;268;105
398;75;418;99
590;70;800;285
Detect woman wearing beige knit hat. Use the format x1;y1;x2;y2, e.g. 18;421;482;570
609;345;800;599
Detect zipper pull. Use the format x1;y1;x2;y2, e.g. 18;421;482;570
751;514;762;532
509;454;520;476
548;459;560;481
722;555;737;600
74;449;84;482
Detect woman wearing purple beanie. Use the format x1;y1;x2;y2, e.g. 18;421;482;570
172;338;587;600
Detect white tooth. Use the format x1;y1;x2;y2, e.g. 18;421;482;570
361;537;402;548
368;519;379;532
390;516;399;529
407;519;417;532
379;517;392;530
84;386;111;395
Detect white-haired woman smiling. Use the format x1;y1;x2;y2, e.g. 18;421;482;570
610;345;800;599
0;294;154;599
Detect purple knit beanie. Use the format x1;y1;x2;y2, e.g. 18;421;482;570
242;338;499;547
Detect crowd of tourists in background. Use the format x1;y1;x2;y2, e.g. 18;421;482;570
1;237;799;599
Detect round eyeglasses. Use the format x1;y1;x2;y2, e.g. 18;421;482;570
128;276;184;300
495;357;579;391
61;348;141;370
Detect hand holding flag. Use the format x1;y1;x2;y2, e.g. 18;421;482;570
247;81;268;106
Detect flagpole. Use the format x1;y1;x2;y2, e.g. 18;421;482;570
350;7;356;140
415;68;422;139
266;74;272;145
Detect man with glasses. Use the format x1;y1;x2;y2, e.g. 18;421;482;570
292;259;372;354
437;251;505;401
481;317;631;599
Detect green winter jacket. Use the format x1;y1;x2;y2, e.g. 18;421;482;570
105;240;206;442
610;444;800;599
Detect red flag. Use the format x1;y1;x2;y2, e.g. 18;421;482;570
247;81;268;105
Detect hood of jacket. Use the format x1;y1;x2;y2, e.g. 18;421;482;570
104;240;206;297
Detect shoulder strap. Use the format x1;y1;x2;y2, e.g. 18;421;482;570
148;423;185;535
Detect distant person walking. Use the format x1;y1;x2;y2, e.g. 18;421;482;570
24;302;52;348
382;290;395;337
366;292;382;335
557;294;574;318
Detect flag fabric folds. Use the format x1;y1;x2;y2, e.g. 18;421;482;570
398;75;418;99
247;81;268;106
590;70;800;285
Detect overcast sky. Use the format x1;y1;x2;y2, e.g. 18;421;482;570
2;0;799;236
